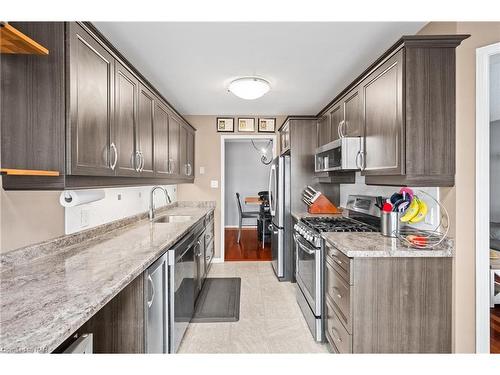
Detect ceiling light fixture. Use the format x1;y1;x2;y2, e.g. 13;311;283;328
228;77;270;100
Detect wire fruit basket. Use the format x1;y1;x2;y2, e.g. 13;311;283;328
394;189;450;249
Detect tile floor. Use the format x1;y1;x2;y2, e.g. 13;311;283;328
178;261;329;353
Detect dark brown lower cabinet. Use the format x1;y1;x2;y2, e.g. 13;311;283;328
324;244;452;353
76;274;145;353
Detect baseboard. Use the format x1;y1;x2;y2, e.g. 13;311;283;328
212;257;224;263
225;225;257;229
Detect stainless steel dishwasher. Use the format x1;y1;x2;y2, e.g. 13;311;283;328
168;221;204;353
144;252;168;353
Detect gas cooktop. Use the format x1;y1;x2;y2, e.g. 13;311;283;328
301;216;378;233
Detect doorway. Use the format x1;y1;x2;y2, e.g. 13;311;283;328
220;135;277;262
475;42;500;353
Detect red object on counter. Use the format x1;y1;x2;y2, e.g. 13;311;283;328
382;202;393;212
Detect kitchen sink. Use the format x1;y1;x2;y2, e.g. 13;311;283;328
153;215;193;224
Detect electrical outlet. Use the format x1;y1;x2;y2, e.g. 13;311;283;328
210;180;218;189
117;193;122;200
199;166;205;175
81;209;90;228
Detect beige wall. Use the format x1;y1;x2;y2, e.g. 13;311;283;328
419;22;500;353
177;115;287;259
0;182;65;253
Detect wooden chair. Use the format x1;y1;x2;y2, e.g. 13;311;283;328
235;192;260;244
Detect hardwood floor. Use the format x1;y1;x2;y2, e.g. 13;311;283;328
224;227;271;261
491;306;500;353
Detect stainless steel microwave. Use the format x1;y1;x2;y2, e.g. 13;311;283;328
314;137;362;172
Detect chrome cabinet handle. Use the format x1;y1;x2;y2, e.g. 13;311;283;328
139;151;145;172
337;121;343;139
330;327;342;343
147;274;155;308
134;150;141;172
187;163;192;176
332;286;342;299
110;142;118;170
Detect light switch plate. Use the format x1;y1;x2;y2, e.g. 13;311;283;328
210;180;218;189
199;166;205;175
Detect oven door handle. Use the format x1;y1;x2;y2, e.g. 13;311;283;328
293;233;317;255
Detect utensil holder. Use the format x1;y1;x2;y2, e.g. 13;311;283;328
381;212;401;237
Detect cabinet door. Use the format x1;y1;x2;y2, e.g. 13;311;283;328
154;100;170;177
138;84;155;176
68;23;115;176
179;124;188;177
329;101;343;141
186;129;195;178
343;87;361;137
361;50;404;176
115;61;139;176
317;114;330;148
144;255;167;353
168;114;181;176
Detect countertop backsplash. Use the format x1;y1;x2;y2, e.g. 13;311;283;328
339;173;441;231
64;185;177;234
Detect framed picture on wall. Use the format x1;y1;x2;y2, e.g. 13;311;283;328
216;117;234;132
238;118;255;132
258;118;276;133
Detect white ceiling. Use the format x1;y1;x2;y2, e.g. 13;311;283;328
94;22;426;115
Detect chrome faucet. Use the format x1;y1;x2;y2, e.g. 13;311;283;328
149;186;171;221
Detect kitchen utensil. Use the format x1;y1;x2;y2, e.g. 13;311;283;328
399;187;414;201
382;202;393;212
390;193;403;205
381;211;402;237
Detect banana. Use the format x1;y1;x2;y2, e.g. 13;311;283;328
409;198;428;224
400;197;420;222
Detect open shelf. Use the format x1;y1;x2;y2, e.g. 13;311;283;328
0;22;49;55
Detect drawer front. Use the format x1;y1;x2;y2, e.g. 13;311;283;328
325;259;352;332
325;244;351;283
325;298;352;354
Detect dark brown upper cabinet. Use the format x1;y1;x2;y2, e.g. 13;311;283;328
179;124;188;177
360;50;404;176
316;114;330;148
316;35;469;187
137;84;155;177
68;22;116;177
186;129;195;178
153;99;170;177
168;114;181;177
342;87;361;137
329;101;343;142
1;22;196;190
115;61;139;177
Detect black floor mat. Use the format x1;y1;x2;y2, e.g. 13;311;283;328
192;278;241;323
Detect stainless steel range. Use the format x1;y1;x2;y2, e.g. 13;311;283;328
293;195;381;342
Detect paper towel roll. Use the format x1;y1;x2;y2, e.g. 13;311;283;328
59;190;105;207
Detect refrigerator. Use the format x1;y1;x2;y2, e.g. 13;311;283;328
268;155;291;281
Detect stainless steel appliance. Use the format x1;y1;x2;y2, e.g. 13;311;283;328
167;221;204;353
293;195;380;342
145;252;169;353
314;137;362;173
268;155;292;281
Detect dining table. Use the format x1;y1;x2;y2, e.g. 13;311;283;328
244;196;263;205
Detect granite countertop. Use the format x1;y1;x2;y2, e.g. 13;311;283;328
322;232;454;258
0;201;215;353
